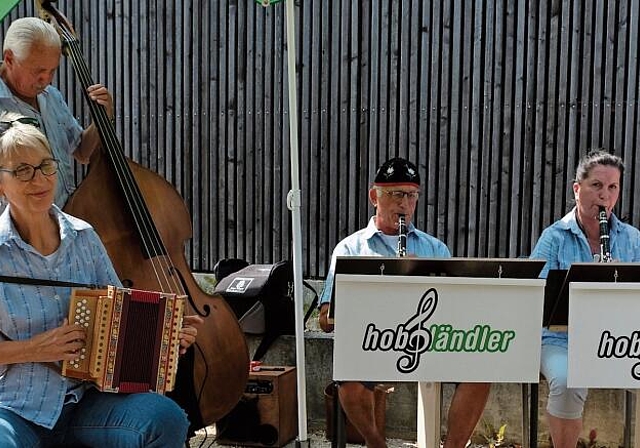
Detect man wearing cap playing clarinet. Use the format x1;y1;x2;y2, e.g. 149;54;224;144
318;157;491;448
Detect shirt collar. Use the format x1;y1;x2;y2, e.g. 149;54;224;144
559;206;622;235
363;216;417;240
0;70;13;100
0;204;91;247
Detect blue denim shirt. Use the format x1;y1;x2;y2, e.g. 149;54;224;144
530;207;640;347
320;217;451;304
0;74;83;208
0;205;121;428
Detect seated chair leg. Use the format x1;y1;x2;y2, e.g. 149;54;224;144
332;382;346;448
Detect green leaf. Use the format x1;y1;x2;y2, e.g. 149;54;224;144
497;424;507;442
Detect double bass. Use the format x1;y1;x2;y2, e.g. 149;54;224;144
35;0;249;431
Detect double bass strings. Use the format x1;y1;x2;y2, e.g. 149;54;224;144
57;24;184;296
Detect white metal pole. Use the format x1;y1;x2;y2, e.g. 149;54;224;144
283;0;309;445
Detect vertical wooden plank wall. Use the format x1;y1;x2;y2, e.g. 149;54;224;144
2;0;639;278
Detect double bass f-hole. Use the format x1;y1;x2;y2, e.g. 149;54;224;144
170;267;210;318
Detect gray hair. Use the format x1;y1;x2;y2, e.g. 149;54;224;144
574;149;624;183
0;112;52;165
3;17;61;61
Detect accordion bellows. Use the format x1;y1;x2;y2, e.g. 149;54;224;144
62;286;185;394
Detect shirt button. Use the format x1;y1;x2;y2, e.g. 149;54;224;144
54;294;61;300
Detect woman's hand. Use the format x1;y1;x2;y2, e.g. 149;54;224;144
179;315;204;355
27;319;86;363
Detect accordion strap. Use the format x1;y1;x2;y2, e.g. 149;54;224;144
0;275;103;289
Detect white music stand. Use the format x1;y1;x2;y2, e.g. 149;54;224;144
563;263;640;448
332;257;545;448
538;263;640;448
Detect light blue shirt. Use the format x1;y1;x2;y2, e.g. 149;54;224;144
0;74;83;208
320;217;452;304
530;207;640;347
0;205;120;428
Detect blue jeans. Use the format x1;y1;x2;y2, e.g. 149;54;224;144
0;388;189;448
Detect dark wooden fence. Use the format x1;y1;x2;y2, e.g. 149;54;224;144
3;0;640;278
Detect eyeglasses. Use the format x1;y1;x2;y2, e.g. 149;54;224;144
378;189;420;201
0;117;41;136
0;158;59;182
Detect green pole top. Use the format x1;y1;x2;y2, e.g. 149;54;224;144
0;0;21;22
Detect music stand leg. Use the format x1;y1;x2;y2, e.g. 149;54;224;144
529;382;538;448
332;382;347;448
521;384;530;448
634;390;640;448
624;389;639;448
418;381;441;448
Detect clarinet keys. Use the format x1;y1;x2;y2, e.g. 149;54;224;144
397;214;407;257
598;205;612;263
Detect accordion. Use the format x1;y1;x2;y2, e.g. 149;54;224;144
62;286;185;394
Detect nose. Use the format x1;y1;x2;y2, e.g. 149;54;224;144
598;191;610;203
38;72;54;88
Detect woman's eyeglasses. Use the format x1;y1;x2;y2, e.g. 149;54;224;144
0;158;59;182
0;117;41;135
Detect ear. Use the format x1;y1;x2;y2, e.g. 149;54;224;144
572;182;580;198
3;49;14;67
368;188;377;207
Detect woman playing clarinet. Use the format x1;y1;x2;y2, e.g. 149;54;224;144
530;149;640;448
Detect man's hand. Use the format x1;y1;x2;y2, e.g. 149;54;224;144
74;83;116;164
318;303;334;333
86;84;114;120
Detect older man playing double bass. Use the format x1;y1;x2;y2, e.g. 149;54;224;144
0;16;113;209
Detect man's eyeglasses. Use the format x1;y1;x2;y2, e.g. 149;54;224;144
378;189;420;201
0;158;59;182
0;117;41;136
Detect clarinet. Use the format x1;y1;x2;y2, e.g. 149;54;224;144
598;205;612;263
397;214;407;257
